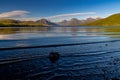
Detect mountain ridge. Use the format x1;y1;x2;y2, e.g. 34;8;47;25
0;18;58;27
83;13;120;26
58;17;100;26
36;19;58;26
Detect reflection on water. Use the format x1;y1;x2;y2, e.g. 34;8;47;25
0;26;120;48
1;26;120;40
1;26;120;80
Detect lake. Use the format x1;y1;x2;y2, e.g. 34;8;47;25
0;26;120;80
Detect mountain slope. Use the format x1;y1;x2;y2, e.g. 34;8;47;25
83;13;120;26
0;19;52;27
36;19;58;26
58;18;100;26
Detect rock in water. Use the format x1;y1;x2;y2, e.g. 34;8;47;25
48;52;60;63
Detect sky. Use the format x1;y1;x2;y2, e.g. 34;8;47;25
0;0;120;22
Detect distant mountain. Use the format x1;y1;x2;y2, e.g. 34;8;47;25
83;13;120;26
58;17;100;26
0;19;46;27
58;18;81;26
85;17;101;23
0;17;102;27
36;19;58;26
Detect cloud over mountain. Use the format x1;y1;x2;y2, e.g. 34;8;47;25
46;12;96;19
0;10;29;18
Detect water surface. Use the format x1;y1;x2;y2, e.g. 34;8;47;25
1;26;120;48
0;26;120;80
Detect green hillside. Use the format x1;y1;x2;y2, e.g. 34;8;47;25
0;19;46;27
83;13;120;26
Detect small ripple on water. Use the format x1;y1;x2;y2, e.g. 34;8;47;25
1;47;120;80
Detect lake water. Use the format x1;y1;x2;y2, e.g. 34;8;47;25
0;26;120;80
1;26;120;48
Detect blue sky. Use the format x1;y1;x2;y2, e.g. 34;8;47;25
0;0;120;21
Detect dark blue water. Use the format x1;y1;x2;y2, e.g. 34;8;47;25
0;27;120;80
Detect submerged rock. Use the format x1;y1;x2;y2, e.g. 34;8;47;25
48;52;60;63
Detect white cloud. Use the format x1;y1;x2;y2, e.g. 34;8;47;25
0;11;96;22
0;10;29;18
45;12;96;19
